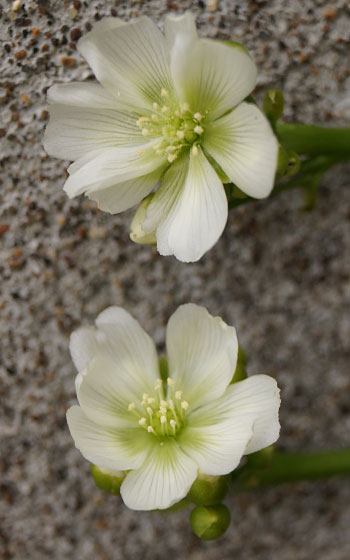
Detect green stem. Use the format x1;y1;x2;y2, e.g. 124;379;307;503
231;449;350;491
276;123;350;157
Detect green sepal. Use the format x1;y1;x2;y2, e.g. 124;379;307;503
231;346;248;383
220;40;250;56
263;89;284;124
188;474;229;506
276;144;289;176
90;464;125;496
190;505;231;540
284;150;301;177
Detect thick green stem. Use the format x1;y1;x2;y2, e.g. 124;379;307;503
276;123;350;156
231;449;350;491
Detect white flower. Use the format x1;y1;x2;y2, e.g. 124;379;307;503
66;303;280;511
44;12;278;263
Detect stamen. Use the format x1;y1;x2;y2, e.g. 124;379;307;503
154;379;162;391
181;401;189;410
160;400;168;407
175;391;182;400
192;145;199;156
138;417;147;426
194;125;204;135
194;112;203;121
128;402;136;411
168;154;177;163
170;419;176;433
160;415;167;424
147;397;155;404
146;407;153;417
176;130;185;140
167;378;175;387
147;426;155;433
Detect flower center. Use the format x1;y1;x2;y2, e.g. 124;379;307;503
135;88;205;163
127;377;189;438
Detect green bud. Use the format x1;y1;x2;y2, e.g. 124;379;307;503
231;346;248;383
277;144;289;176
90;464;125;496
188;474;229;506
190;505;231;540
284;150;301;177
263;89;284;123
130;194;157;246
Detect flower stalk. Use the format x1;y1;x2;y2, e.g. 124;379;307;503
231;448;350;490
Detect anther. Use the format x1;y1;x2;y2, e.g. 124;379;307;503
168;154;177;163
160;415;167;424
147;426;155;433
192;145;199;156
181;401;189;410
138;417;147;426
176;130;185;140
170;419;176;431
194;112;203;121
167;378;175;387
160;400;168;407
128;402;136;411
194;125;204;135
175;391;182;400
147;397;155;404
146;407;153;416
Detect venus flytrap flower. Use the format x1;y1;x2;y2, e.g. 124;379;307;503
44;12;278;262
66;303;281;511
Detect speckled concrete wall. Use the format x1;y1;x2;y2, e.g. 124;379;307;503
1;1;349;559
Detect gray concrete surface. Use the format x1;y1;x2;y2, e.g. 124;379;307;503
1;0;349;558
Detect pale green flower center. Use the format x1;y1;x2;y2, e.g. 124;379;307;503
136;88;205;163
127;376;188;438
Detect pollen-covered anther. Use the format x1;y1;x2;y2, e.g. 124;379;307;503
147;426;155;433
194;112;203;121
181;401;189;410
160;415;167;424
139;417;147;426
167;377;175;387
176;130;185;139
175;391;182;400
170;419;176;432
167;154;177;163
194;125;204;135
128;402;136;411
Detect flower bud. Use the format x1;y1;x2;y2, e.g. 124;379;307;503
90;464;125;496
190;505;231;540
263;89;284;123
130;194;157;246
188;473;229;505
284;150;301;177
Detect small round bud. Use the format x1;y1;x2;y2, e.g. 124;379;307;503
263;89;284;123
284;150;301;177
188;474;229;505
190;505;231;540
130;194;157;246
90;464;125;496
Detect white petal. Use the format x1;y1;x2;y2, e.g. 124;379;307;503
164;12;198;92
166;304;238;410
144;148;227;262
170;38;257;120
69;326;100;371
203;102;278;198
184;375;281;474
180;415;255;476
78;17;174;110
86;167;164;214
44;102;145;161
67;405;148;470
46;81;118;107
120;440;197;510
63;146;165;211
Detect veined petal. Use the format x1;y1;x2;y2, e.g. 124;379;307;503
185;375;281;472
44;103;145;161
166;304;238;410
203;102;278;198
120;439;197;510
180;415;255;476
78;17;175;110
46;82;119;107
87;167;165;215
164;12;198;93
67;405;149;470
63;145;165;209
144;148;227;262
170;38;257;121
